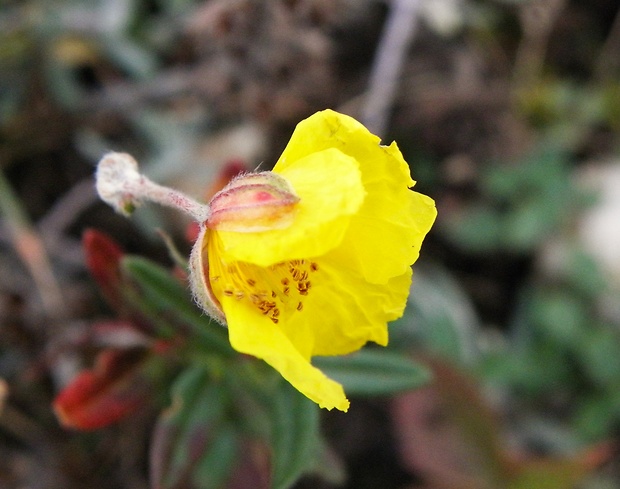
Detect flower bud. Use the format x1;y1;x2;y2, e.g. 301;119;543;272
96;152;144;216
206;172;300;232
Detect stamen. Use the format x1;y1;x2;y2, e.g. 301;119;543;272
297;281;311;295
214;258;318;319
250;293;262;303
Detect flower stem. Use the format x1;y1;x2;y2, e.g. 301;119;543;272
96;152;210;222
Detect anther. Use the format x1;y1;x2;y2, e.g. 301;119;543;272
297;281;311;295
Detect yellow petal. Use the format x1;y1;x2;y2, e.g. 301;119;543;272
336;187;437;284
302;256;412;356
214;148;365;267
274;110;412;186
207;227;410;360
220;291;350;411
275;110;437;283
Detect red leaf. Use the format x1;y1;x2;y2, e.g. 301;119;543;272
82;230;158;335
83;229;125;309
227;438;271;489
391;357;613;489
392;357;506;486
53;348;151;431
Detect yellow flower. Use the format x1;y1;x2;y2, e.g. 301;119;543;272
190;109;436;411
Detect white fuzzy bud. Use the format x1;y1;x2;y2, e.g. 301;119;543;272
96;152;145;216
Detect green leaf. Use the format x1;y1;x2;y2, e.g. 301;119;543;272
271;382;320;489
306;440;346;486
447;205;503;252
102;36;158;79
121;256;233;356
151;366;237;489
487;343;572;396
192;424;239;489
528;290;588;346
579;327;620;387
564;249;607;300
572;393;617;441
224;362;277;439
313;349;430;397
391;263;480;363
503;199;556;250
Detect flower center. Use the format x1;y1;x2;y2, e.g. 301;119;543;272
211;259;319;324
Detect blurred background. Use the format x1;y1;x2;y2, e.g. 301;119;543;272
1;0;620;488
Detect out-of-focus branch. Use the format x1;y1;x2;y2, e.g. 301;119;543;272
594;5;620;81
38;178;98;267
0;380;46;447
512;0;566;89
78;68;202;114
362;0;422;138
0;169;65;318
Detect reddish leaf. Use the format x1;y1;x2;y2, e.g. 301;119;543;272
392;357;506;488
83;231;162;336
391;357;612;489
505;442;614;489
227;438;271;489
83;229;125;309
53;348;151;430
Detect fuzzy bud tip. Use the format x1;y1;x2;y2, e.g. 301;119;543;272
96;152;144;216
